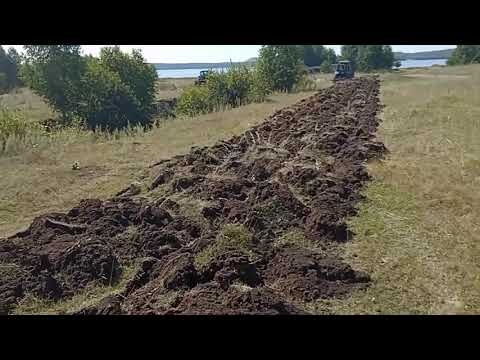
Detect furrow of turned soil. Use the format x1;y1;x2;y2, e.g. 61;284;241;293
0;76;387;315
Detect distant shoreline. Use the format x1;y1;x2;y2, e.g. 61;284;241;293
153;61;254;70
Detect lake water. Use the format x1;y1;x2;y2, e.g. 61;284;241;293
156;67;230;79
155;59;449;78
399;59;447;68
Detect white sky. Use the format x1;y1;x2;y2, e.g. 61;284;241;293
2;45;456;63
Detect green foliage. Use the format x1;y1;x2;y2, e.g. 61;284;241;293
20;45;158;130
75;57;145;130
256;45;304;93
298;45;337;72
340;45;360;69
340;45;394;72
447;45;480;65
176;85;212;117
0;106;33;153
292;67;316;92
194;224;255;270
177;65;269;117
0;46;20;93
7;48;21;65
21;45;86;119
357;45;394;72
0;73;7;91
319;61;334;73
98;46;158;117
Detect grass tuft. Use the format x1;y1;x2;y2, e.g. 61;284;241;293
194;224;255;270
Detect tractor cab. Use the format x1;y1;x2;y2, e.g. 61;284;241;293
334;61;354;81
195;70;212;85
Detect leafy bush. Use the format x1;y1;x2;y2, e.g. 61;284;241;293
293;74;317;92
0;46;21;94
20;45;158;131
256;45;304;93
177;65;269;117
75;57;146;130
298;45;337;72
447;46;480;65
98;47;158;117
340;45;394;72
176;85;212;117
0;107;32;152
207;65;269;110
319;61;335;73
0;73;7;93
21;46;86;120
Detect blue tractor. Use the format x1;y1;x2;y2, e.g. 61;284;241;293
333;60;354;81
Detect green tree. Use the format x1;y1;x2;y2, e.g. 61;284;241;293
448;45;480;65
7;48;21;65
20;45;158;130
298;45;336;69
0;46;20;93
75;56;145;130
320;48;337;73
98;46;158;117
20;45;86;119
256;45;303;93
340;45;360;69
341;45;394;72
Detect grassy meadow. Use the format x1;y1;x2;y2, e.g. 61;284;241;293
310;64;480;314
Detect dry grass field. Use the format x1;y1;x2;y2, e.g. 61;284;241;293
309;64;480;314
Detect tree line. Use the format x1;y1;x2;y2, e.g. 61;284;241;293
447;46;480;65
3;45;158;131
0;46;22;93
2;44;399;131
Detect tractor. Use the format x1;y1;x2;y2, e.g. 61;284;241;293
194;70;212;86
333;60;354;81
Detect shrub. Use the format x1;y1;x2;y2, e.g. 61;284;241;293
293;74;317;92
256;45;304;93
20;45;158;131
98;47;158;117
248;69;270;103
319;61;335;73
447;46;480;65
298;45;337;71
75;57;146;131
0;73;7;93
0;46;21;93
0;106;32;153
176;65;269;117
21;46;86;120
176;85;212;117
340;45;394;72
207;65;267;110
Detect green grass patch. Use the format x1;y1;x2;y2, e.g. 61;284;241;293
194;224;256;270
274;228;321;252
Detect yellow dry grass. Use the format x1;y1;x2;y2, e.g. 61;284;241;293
310;64;480;314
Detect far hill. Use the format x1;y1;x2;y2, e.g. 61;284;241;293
153;59;256;70
394;48;454;60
